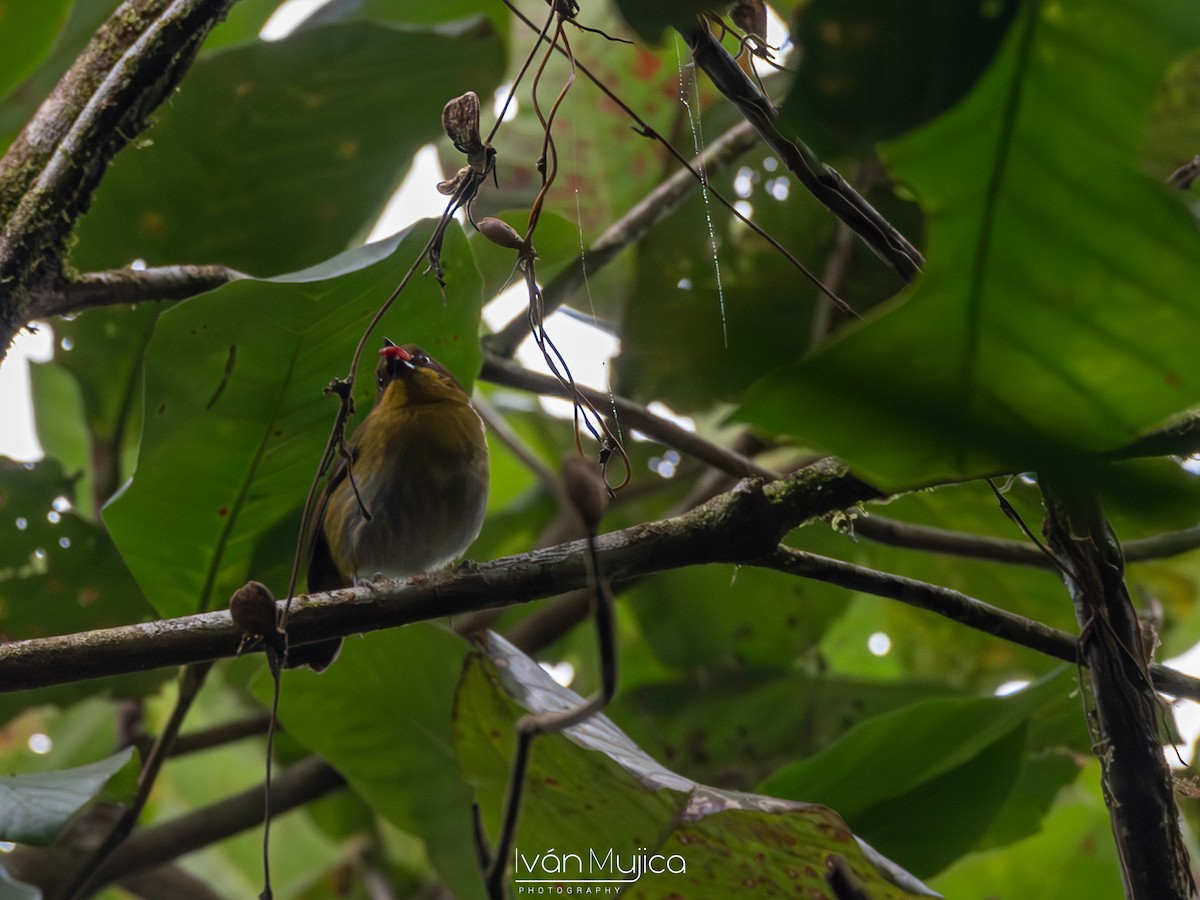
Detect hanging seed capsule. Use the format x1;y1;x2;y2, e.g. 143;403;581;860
229;580;279;640
477;217;525;252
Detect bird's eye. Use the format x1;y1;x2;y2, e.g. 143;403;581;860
377;370;387;390
414;352;431;366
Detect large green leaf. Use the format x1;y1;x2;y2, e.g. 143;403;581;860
261;624;481;899
103;224;484;618
71;19;504;276
0;747;132;845
779;0;1020;157
930;762;1121;899
626;563;847;671
456;634;938;898
759;671;1076;875
739;0;1200;488
611;0;708;44
199;0;284;51
616;671;961;792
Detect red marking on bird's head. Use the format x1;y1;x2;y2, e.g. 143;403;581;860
379;342;414;362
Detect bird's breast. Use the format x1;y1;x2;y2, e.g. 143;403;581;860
326;401;488;581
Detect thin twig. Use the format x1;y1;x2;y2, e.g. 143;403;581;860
170;713;273;757
855;515;1200;569
33;265;244;318
481;353;779;480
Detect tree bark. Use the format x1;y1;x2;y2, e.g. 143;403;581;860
1042;476;1196;900
0;0;238;358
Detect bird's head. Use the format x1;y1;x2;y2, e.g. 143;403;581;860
376;339;470;407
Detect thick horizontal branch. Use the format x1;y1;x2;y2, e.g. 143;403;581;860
0;461;875;691
4;461;1200;706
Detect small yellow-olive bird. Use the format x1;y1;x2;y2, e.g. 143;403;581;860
292;340;489;670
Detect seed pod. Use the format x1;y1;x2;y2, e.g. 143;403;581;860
229;580;279;639
477;217;525;252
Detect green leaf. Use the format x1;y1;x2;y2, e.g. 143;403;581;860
627;564;846;671
779;0;1020;157
0;457;151;638
739;0;1200;488
456;634;939;898
0;747;133;845
978;751;1085;850
853;726;1028;877
930;762;1122;899
260;624;482;900
103;224;483;618
0;0;71;103
759;671;1073;874
611;0;708;44
72;20;505;276
330;0;509;31
760;671;1067;812
616;671;961;792
30;305;159;520
199;0;284;51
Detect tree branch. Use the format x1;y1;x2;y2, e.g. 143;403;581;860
1041;477;1195;900
0;460;875;691
681;23;923;282
170;713;274;758
0;0;238;355
855;514;1200;569
759;544;1200;701
32;265;244;319
5;461;1200;708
